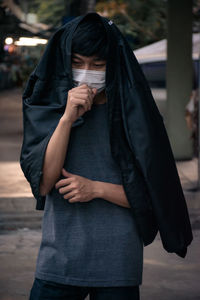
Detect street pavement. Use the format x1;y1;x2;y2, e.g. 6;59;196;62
0;87;199;300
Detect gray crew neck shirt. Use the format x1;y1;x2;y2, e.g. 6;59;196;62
35;101;144;287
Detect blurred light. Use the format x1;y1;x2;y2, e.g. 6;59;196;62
4;45;9;51
14;37;48;46
8;45;15;53
5;37;13;45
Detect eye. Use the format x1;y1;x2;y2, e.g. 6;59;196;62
72;60;105;67
94;64;106;67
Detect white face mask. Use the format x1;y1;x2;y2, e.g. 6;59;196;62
72;68;106;94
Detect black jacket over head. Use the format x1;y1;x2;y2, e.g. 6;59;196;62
20;12;193;258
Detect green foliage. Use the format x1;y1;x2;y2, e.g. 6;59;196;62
26;0;66;26
20;0;167;48
128;0;167;47
96;0;167;49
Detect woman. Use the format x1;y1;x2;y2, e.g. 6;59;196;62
20;12;193;300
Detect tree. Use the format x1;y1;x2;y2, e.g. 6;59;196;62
27;0;96;27
96;0;167;49
16;0;167;48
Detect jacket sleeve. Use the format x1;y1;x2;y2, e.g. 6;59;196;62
122;81;193;258
19;71;84;210
118;41;193;258
20;124;58;210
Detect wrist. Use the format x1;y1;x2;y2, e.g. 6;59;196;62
91;180;104;198
60;116;73;127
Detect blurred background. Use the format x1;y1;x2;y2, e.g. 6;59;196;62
0;0;199;299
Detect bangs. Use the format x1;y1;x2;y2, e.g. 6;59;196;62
71;16;108;60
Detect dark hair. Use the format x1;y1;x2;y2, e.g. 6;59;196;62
71;15;108;60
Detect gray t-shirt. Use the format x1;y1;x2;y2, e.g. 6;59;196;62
35;101;144;287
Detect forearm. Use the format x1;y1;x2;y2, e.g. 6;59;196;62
92;181;131;209
39;116;73;195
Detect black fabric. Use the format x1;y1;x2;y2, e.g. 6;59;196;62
20;12;193;258
29;278;140;300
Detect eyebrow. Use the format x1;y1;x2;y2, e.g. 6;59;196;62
72;54;106;62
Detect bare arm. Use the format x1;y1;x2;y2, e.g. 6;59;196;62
54;169;130;208
92;181;131;208
39;84;97;196
39;116;73;196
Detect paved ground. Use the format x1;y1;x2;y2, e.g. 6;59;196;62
0;87;199;300
0;228;199;300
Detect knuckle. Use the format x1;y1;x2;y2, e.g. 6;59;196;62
74;183;78;189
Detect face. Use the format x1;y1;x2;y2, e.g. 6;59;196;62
71;53;106;71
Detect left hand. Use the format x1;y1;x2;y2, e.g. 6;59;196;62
55;168;95;203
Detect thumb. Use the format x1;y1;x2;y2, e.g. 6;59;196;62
92;88;97;95
62;168;72;177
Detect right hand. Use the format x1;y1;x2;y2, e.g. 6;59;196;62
63;84;97;124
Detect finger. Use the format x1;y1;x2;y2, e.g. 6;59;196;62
67;96;89;111
59;185;73;195
67;195;78;202
63;191;76;200
70;99;90;112
78;84;91;89
74;91;93;101
71;93;92;110
62;168;74;176
76;86;92;93
55;178;71;189
72;93;92;104
86;88;93;97
75;91;93;104
92;88;97;95
77;85;93;97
